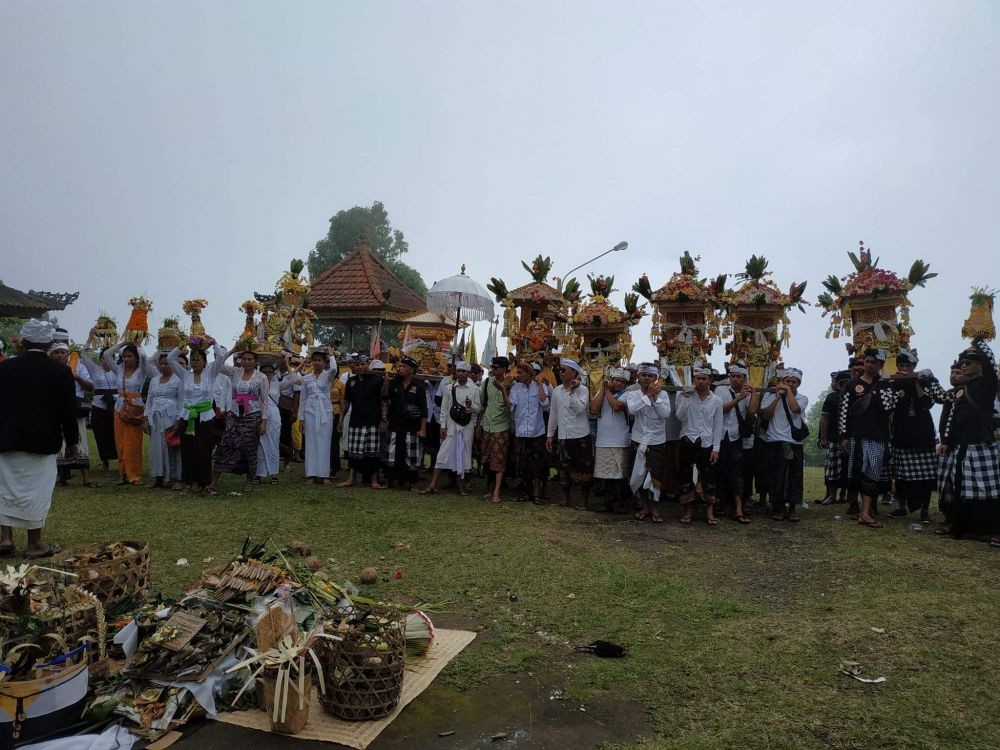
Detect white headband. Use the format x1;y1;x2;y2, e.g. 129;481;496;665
783;368;803;381
637;363;658;376
728;364;748;376
560;359;582;374
455;361;471;372
20;318;54;344
692;367;712;377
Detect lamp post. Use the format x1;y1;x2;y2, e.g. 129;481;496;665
556;241;628;292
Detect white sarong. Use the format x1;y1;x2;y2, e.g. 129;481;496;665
257;400;282;477
435;426;473;477
0;451;58;529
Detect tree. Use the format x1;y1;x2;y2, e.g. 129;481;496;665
307;201;427;296
802;391;829;468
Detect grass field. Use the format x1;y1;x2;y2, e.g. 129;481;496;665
34;453;1000;750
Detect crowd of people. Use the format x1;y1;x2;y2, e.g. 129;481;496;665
0;317;997;558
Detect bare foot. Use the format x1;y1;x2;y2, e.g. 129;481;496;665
491;495;502;504
371;482;388;490
336;479;354;488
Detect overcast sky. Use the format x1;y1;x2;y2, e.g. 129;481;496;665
2;1;998;400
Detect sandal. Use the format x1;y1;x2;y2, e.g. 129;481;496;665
83;481;101;488
858;519;882;528
634;510;649;521
786;515;800;523
26;543;62;559
271;477;279;485
735;515;751;525
420;488;438;495
203;487;218;496
772;513;787;522
679;516;692;524
532;497;544;505
706;518;718;526
0;545;16;558
651;514;664;523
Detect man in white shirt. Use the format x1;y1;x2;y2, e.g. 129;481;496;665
546;359;594;509
622;363;672;522
755;368;809;522
508;361;550;504
714;364;753;524
676;367;725;525
421;361;480;496
590;367;631;513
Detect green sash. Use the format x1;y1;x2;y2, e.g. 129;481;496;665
183;401;214;435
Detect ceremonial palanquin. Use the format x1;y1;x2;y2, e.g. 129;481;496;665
391;310;468;375
564;275;645;393
253;259;317;358
487;255;578;361
721;255;808;388
634;252;724;385
817;242;935;374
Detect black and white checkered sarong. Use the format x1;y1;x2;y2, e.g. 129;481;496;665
892;447;939;481
383;431;422;470
823;444;844;484
347;425;381;460
938;442;1000;501
846;438;891;482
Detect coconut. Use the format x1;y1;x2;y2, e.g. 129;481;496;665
305;556;322;571
289;541;311;557
359;567;379;585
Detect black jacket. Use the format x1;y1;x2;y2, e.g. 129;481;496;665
0;350;80;455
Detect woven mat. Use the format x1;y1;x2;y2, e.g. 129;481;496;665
217;629;476;748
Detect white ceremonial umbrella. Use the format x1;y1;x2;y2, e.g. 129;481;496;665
426;265;495;356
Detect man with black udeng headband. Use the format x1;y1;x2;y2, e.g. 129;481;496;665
381;356;427;491
887;350;939;523
839;348;902;528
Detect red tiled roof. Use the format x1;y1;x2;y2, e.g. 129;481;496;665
309;248;425;320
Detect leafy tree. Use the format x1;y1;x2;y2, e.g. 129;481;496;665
802;392;828;468
307;201;427;296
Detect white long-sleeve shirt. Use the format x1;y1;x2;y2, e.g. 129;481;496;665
622;388;672;445
298;369;333;424
168;344;228;423
676;390;725;452
547;383;591;440
440;380;481;433
508;381;549;438
103;342;148;411
712;385;750;443
79;355;118;411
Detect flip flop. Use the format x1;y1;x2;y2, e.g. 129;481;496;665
706;518;718;526
735;516;751;525
651;515;664;523
679;516;692;524
420;488;439;496
26;543;61;559
858;519;882;528
83;481;101;488
634;510;649;521
532;497;544;505
786;515;800;523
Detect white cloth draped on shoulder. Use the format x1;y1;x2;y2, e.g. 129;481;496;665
257;379;282;477
435;380;481;476
299;369;333;478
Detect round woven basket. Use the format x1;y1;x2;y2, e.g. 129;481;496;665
318;607;406;721
52;541;151;609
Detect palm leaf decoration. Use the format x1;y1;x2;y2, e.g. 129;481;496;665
521;255;553;283
821;274;842;294
907;260;937;288
632;274;653;301
289;258;305;276
624;292;640;318
588;274;615;297
817;291;836;309
737;255;770;282
679;251;698;275
486;278;509;303
562;277;581;304
709;274;728;297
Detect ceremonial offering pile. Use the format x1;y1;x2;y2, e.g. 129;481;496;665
817;242;935;373
121;296;153;345
86;312;118;349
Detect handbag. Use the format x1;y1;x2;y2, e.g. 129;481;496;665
731;389;756;439
120;401;145;426
449;383;472;427
164;426;182;449
781;393;810;442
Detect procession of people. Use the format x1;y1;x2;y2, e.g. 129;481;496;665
2;311;997;559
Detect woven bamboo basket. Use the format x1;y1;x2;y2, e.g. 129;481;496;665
317;607;406;721
52;541;151;609
655;301;707;327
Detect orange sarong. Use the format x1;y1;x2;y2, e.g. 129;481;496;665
114;391;145;482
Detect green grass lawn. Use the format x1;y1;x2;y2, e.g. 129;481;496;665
36;446;1000;750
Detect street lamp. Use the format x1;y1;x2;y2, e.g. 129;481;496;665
556;241;628;292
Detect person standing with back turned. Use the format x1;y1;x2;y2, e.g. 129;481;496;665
0;320;79;558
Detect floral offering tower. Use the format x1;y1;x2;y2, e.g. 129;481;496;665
86;312;118;350
156;315;185;352
817;242;935;374
565;274;645;394
961;287;995;341
121;296;153;345
486;255;578;374
182;299;209;343
634;252;724;385
721;255;807;388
